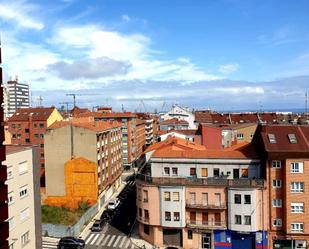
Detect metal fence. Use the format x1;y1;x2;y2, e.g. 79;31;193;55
42;203;99;238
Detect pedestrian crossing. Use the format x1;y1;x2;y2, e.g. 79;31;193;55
85;232;135;248
42;238;59;249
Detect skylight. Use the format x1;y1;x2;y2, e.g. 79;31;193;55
268;133;276;144
288;134;297;144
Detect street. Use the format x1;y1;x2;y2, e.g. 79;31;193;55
42;175;138;249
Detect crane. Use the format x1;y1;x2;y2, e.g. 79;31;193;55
66;93;83;107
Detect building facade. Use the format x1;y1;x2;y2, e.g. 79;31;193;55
3;79;30;119
44;121;123;208
5;145;41;249
161;105;197;129
253;124;309;249
136;137;268;249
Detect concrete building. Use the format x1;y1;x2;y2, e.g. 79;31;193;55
2;79;30;119
253;124;309;249
0;40;9;249
44;120;123;208
5;145;41;249
136;137;268;249
161;105;197;129
136;113;155;146
7;107;63;186
136;119;146;167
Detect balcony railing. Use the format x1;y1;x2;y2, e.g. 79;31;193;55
186;219;226;229
136;173;264;188
186;201;227;209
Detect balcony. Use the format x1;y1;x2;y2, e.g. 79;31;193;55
186;219;226;229
136;173;265;188
186;201;227;209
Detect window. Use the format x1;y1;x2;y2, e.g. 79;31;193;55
244;216;251;225
139;208;142;217
165;212;171;221
8;192;14;205
291;223;304;233
188;230;193;240
41;163;45;168
291;162;304;173
213;168;220;177
241;169;248;178
190;168;196;176
288;134;297;144
268;134;276;143
40;134;44;138
143;190;148;202
291;203;304;213
174;212;180;221
40;144;44;148
18;161;28;174
12;134;16;139
34;123;37;128
25;128;29;133
20;208;30;222
234;194;241;204
244;195;251;204
272;199;282;208
144;224;149;235
172;167;178;176
11;124;16;128
164;192;171;201
273;179;282;188
272;161;281;168
273;218;282;227
235;215;241;225
17;134;21;139
164;167;170;175
291;182;304;193
39;123;44;128
7;167;13;179
34;134;39;138
19;185;28;198
25;138;30;143
144;210;149;220
202;193;208;205
201;168;208;177
189;192;196;204
21;231;30;246
7;217;15;231
237;133;244;140
172;192;179;202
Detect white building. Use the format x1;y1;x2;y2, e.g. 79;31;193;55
160;105;197;129
3;79;30;119
5;145;41;249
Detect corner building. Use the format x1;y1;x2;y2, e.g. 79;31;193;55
136;137;268;249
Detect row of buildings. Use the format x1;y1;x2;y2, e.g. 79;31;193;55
136;124;309;249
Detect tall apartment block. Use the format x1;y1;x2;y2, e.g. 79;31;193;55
3;79;30;119
5;145;41;249
7;107;63;185
136;137;268;249
0;38;9;249
44;120;123;208
253;124;309;249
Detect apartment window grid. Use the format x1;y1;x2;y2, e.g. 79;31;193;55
291;162;304;173
291;203;304;213
165;211;171;221
291;223;304;233
272;199;282;208
164;167;170;176
8;191;14;205
174;212;180;221
272;179;282;188
273;218;282;227
244;195;251;204
172;192;179;202
21;231;30;247
143;190;148;202
164;191;171;201
7;166;13;179
235;215;241;225
291;182;304;193
234;194;241;204
19;185;28;198
244;216;251;225
272;160;281;168
20;207;30;222
172;167;178;176
8;217;15;231
237;133;244;140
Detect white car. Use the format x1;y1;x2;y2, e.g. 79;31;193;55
107;199;120;210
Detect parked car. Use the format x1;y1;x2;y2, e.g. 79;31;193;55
57;236;85;249
90;219;104;232
107;198;120;210
100;210;113;223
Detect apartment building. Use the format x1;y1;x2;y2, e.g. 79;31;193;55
44;120;123;208
136;137;268;249
0;41;9;249
136;119;146;166
159;118;190;131
253;124;309;249
158;129;199;143
5;145;41;249
75;111;140;169
2;79;30;119
136;113;155;146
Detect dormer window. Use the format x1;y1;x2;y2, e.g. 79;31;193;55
268;133;276;143
288;134;297;144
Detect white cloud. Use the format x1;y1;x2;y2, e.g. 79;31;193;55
0;0;44;30
218;63;239;74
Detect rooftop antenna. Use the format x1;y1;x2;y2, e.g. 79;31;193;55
66;93;82;107
38;95;43;107
121;104;125;112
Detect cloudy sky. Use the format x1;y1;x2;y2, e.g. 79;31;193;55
0;0;309;112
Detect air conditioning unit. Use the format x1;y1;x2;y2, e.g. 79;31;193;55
295;240;306;249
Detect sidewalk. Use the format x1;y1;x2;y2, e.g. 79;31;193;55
130;221;157;249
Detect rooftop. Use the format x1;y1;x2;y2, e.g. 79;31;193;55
159;118;189;126
8;107;56;122
6;145;33;155
49;120;122;132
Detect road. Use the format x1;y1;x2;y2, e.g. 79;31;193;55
42;175;137;249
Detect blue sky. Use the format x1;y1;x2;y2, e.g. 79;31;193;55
0;0;309;111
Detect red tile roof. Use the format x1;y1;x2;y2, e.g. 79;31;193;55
70;106;91;117
158;129;198;136
76;111;136;119
8;107;56;122
159;118;189;126
6;145;32;154
49;120;122;132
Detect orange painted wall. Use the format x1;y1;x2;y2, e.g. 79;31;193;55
45;157;98;210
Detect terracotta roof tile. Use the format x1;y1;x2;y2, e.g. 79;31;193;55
159;118;189;126
49;120;121;132
76;111;136;119
8;107;56;122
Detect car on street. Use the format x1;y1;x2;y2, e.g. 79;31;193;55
90;219;105;232
107;198;120;210
57;236;85;249
100;209;113;220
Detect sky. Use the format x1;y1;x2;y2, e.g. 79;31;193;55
0;0;309;112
